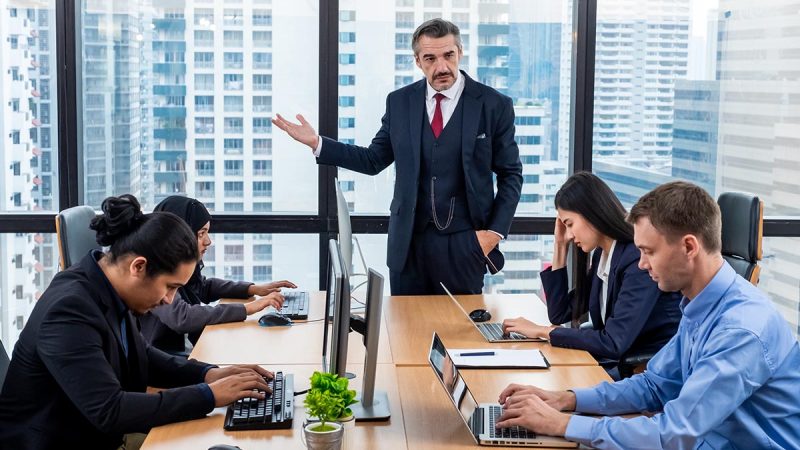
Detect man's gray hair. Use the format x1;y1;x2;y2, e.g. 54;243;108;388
412;18;462;55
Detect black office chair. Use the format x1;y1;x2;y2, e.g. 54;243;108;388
1;339;10;392
718;192;763;285
55;205;99;270
619;192;765;379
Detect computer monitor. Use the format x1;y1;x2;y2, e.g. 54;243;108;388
322;239;349;378
349;269;391;421
335;179;368;288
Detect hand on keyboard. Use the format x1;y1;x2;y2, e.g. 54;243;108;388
245;292;285;315
247;280;298;296
209;371;272;407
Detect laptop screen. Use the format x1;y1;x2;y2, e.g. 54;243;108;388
429;333;480;431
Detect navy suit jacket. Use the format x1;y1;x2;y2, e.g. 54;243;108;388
0;253;215;449
318;71;523;270
541;241;682;362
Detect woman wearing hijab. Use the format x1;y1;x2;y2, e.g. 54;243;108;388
139;195;296;354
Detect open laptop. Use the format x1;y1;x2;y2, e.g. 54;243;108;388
441;283;546;343
428;333;577;447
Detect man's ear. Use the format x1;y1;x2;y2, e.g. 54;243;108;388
129;256;148;279
683;234;701;259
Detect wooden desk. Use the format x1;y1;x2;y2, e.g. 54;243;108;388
192;292;393;365
384;294;597;366
141;364;406;450
398;365;611;449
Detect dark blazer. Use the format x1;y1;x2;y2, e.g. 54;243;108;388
318;71;523;270
541;241;682;362
139;264;252;353
0;253;215;450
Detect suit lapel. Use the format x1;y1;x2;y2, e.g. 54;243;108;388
408;81;425;178
588;252;603;325
460;72;482;187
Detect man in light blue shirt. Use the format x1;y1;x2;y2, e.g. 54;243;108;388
496;181;800;449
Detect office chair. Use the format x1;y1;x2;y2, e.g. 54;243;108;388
1;339;10;392
718;192;764;285
55;205;99;270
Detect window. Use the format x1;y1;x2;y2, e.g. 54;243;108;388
224;138;244;155
224;52;244;69
253;138;272;155
223;9;243;26
224;181;244;197
340;10;356;22
224;96;244;112
195;95;214;113
253;31;271;48
253;9;272;26
395;54;414;71
339;32;356;43
195;160;215;176
195;138;215;155
253;74;272;91
339;75;355;86
194;8;213;26
253;96;271;112
224;118;244;133
223;30;243;47
253;52;272;69
339;96;355;107
195;74;214;90
194;52;214;69
224;74;243;90
338;117;355;128
194;30;213;47
253;181;272;197
195;117;214;134
253;117;271;133
224;160;243;176
339;54;356;65
253;160;271;176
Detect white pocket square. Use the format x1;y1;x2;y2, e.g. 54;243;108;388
476;133;487;139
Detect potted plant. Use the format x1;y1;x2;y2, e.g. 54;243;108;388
302;371;357;450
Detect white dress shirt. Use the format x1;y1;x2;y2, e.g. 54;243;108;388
596;240;617;325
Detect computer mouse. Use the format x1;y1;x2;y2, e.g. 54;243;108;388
258;312;293;327
469;308;492;322
208;445;241;450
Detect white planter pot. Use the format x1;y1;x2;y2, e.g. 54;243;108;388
302;422;344;450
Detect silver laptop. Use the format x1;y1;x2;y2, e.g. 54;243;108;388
441;282;547;343
428;333;577;447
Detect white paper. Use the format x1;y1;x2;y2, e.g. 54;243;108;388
449;348;548;368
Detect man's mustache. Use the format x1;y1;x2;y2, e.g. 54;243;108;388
434;71;454;79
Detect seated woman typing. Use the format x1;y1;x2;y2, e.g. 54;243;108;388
503;172;681;375
139;196;296;354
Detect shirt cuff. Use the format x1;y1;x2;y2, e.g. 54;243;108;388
313;136;323;157
564;414;597;446
487;230;505;240
573;387;603;412
198;382;215;408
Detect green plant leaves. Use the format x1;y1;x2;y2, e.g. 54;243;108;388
304;371;358;425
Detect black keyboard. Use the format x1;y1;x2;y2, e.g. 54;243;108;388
478;322;528;341
280;291;309;320
224;372;294;431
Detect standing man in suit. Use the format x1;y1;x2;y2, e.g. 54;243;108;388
273;19;523;295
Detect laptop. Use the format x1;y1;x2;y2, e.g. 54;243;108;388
428;333;577;447
441;283;547;343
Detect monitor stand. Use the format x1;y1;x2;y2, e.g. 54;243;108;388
351;390;391;421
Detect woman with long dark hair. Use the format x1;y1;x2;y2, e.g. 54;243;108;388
503;172;682;374
139;195;296;354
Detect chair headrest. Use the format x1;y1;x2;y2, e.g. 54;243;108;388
57;206;100;269
718;192;762;262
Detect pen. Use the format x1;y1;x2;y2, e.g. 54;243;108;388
458;351;495;357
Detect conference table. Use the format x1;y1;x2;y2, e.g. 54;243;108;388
141;291;611;449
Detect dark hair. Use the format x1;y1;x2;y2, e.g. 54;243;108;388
90;194;199;277
554;172;632;326
628;181;722;252
412;18;462;55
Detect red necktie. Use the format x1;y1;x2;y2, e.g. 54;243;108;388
431;93;445;138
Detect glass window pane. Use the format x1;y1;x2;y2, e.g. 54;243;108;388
1;1;59;213
337;1;572;215
0;233;58;350
760;237;800;339
79;1;318;213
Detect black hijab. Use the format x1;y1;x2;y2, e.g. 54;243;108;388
152;196;211;306
152;195;211;234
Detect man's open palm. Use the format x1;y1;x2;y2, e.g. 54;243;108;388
272;113;319;149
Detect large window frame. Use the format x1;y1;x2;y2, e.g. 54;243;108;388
0;0;797;291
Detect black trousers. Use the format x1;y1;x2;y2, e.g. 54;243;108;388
389;225;487;295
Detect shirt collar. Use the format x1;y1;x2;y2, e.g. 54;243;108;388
88;249;129;317
597;240;617;283
680;260;735;322
426;69;463;102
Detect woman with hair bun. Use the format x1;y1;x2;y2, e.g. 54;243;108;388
139;195;296;354
0;194;274;450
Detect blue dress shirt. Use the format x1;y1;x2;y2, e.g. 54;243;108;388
565;261;800;449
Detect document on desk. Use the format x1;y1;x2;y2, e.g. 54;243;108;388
450;348;549;369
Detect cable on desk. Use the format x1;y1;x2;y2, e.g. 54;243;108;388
294;389;308;396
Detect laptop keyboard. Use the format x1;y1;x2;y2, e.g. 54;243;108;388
279;291;309;320
224;372;294;431
478;322;527;341
487;405;537;440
